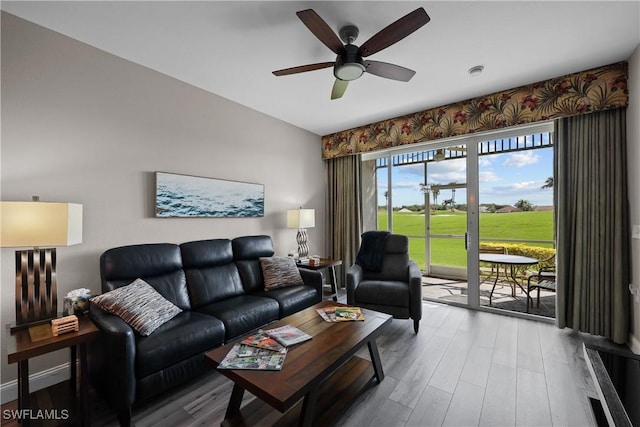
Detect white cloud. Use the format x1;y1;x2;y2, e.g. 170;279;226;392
479;157;493;167
502;151;539;168
395;164;423;178
494;181;537;192
479;170;500;183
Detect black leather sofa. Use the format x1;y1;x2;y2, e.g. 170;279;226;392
88;235;323;426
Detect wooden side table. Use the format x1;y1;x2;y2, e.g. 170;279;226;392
297;258;343;301
6;315;100;426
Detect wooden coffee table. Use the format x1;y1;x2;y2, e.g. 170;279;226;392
205;301;392;427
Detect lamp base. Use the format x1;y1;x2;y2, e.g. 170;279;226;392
296;229;310;259
14;248;58;331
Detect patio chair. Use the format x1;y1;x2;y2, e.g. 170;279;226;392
346;232;422;333
479;245;507;282
526;254;556;313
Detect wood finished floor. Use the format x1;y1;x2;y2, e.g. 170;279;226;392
2;296;601;427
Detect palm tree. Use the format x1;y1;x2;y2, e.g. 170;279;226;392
541;177;554;189
432;187;440;207
442;198;455;211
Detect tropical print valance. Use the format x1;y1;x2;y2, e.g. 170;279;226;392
321;61;628;159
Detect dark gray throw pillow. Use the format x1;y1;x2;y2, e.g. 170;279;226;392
92;278;182;336
260;256;304;291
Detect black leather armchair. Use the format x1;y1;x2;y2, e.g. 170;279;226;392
346;233;422;333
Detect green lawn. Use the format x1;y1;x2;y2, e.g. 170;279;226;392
378;210;554;269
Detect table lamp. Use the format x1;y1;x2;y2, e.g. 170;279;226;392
287;208;315;259
1;197;83;331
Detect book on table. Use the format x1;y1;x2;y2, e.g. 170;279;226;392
264;324;312;347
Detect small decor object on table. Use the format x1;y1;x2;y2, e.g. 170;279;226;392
51;315;79;336
64;288;92;316
264;324;312;347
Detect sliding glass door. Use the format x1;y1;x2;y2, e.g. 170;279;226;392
364;122;555;315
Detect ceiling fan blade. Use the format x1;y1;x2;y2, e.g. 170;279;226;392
331;79;349;100
272;62;335;76
364;60;416;82
296;9;344;54
358;8;430;57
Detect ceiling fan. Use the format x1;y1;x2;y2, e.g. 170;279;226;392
272;8;430;100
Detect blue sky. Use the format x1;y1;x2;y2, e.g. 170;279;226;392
379;146;554;208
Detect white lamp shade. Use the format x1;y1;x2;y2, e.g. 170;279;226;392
287;208;315;229
1;201;83;247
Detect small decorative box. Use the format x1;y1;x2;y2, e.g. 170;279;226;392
51;315;79;336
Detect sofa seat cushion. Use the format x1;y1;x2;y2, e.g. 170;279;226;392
196;295;279;341
354;280;410;308
135;311;225;378
257;285;320;318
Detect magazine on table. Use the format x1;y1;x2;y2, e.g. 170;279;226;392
217;343;287;370
236;343;285;357
317;306;365;322
264;324;312;347
334;306;365;321
241;330;286;352
316;306;338;322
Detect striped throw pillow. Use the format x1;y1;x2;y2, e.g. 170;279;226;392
260;257;304;291
92;278;182;336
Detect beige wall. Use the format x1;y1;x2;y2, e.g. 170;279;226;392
628;42;640;353
0;12;326;393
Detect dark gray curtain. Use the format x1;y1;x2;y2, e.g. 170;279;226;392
326;155;362;286
555;108;630;343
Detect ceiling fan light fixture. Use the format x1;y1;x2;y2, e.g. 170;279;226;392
335;62;366;81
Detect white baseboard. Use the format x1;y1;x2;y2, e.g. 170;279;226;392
629;333;640;355
0;363;70;405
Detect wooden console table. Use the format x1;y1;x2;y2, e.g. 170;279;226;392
6;315;99;427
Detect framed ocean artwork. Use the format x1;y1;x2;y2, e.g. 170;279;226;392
155;172;264;218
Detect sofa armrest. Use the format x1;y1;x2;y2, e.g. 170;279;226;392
346;264;363;305
88;302;137;413
298;268;323;300
408;260;423;321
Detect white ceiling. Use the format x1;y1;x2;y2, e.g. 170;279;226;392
3;1;639;136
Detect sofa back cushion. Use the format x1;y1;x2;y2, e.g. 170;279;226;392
232;235;275;293
100;243;191;311
180;239;245;308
